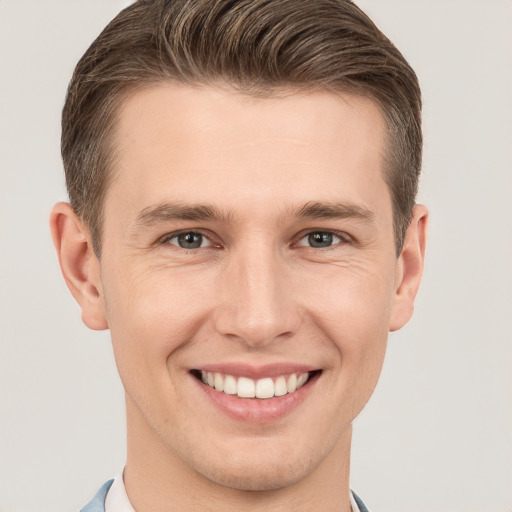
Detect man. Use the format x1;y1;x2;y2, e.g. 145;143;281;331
50;0;427;510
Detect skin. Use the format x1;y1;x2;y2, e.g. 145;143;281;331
51;84;427;512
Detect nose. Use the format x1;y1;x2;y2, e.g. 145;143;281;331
213;245;302;347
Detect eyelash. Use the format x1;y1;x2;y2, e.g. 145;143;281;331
160;230;218;250
159;229;352;251
295;231;351;249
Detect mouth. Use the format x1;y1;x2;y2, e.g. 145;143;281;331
190;369;322;399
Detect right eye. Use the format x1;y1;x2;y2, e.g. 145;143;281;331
295;231;346;249
166;231;213;250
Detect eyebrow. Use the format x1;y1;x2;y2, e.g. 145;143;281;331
293;201;375;222
134;200;375;228
135;202;232;227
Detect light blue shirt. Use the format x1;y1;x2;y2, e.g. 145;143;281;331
80;477;369;512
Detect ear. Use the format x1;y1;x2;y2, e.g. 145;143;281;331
50;202;108;330
389;204;428;332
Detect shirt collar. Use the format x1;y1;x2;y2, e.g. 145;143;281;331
104;473;135;512
105;472;363;512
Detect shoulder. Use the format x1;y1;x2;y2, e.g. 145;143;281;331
80;479;115;512
351;490;370;512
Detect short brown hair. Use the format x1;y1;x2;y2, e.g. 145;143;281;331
62;0;422;256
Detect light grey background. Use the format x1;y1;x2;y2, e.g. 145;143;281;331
0;1;510;511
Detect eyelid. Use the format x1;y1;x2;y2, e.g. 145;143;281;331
294;229;353;248
155;228;353;249
158;229;219;248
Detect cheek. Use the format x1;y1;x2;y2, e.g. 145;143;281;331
306;261;395;395
307;257;396;339
102;264;212;379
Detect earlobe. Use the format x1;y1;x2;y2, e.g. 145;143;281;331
50;202;108;330
389;204;428;332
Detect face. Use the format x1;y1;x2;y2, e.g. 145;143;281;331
90;85;412;491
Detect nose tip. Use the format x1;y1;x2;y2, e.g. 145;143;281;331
213;255;302;347
216;303;296;347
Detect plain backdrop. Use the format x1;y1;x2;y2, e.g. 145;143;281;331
0;1;511;511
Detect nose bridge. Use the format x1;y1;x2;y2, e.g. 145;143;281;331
214;241;300;346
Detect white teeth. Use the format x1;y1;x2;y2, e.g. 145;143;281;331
237;377;255;398
297;372;308;389
274;375;288;396
199;371;312;399
223;375;237;394
255;378;274;399
214;372;224;392
286;373;297;393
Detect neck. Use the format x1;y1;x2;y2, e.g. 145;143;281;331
124;397;353;512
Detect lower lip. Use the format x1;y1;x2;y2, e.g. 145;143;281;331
193;373;319;423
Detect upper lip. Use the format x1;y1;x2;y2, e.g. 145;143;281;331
192;362;319;379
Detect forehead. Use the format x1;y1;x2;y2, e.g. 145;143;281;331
106;84;389;220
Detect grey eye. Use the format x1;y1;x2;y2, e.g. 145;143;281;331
308;232;334;248
297;231;343;248
171;232;206;249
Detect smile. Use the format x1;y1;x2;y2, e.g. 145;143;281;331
196;371;311;399
190;367;321;421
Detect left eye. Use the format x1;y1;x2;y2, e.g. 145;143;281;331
297;231;343;248
167;232;212;249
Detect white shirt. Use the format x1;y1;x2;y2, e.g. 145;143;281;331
105;473;364;512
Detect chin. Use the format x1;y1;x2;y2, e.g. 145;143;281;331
182;434;329;493
199;457;313;492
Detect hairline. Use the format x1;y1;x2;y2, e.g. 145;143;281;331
88;79;407;258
